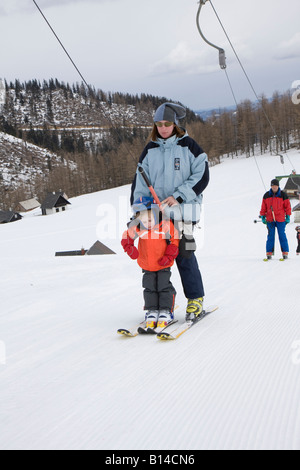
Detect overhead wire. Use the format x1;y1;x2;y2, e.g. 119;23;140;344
209;0;297;173
196;0;298;189
32;0;139;164
33;0;89;88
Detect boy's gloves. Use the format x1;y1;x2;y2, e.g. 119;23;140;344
261;216;267;224
121;237;139;260
158;243;179;267
285;215;290;224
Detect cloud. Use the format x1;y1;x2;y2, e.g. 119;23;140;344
274;32;300;60
149;42;219;77
0;0;114;16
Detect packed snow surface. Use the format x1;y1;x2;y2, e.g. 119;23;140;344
1;151;300;450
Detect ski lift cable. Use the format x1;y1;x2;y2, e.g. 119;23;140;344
32;0;138;163
197;0;297;175
209;0;297;172
196;1;238;108
196;0;266;190
32;0;89;89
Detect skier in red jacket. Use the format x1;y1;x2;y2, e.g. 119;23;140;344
260;179;292;260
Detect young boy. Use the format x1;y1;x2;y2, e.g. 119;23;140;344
296;226;300;255
121;197;179;329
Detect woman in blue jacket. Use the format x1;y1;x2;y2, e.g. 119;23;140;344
131;102;209;322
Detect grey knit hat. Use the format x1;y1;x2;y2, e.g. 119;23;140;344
154;102;186;124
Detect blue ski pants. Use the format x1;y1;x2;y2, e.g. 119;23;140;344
176;253;205;299
266;221;289;254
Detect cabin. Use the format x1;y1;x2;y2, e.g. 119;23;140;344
55;241;116;257
87;241;116;256
0;211;22;224
283;175;300;199
16;198;40;213
293;203;300;223
41;192;71;216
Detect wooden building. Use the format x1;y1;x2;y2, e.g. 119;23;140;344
41;192;71;216
16;198;40;213
283;175;300;199
0;211;22;224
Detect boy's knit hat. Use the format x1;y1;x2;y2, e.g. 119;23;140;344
154;102;186;124
132;197;155;214
132;197;159;228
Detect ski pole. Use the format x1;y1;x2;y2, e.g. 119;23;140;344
138;165;163;210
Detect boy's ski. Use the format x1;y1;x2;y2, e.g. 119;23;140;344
117;320;178;337
117;321;147;337
138;320;178;335
157;305;219;341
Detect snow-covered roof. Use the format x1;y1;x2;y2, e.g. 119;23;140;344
18;198;40;211
41;192;70;210
0;210;22;224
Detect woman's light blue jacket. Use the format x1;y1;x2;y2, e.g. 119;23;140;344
131;131;209;223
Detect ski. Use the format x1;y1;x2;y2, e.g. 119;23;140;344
138;320;178;335
117;319;178;337
117;320;147;337
157;305;219;341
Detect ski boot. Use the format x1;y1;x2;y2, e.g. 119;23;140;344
281;252;289;261
157;310;174;328
145;310;159;329
186;297;204;321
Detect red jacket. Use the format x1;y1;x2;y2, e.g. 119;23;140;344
260;189;291;223
122;220;179;272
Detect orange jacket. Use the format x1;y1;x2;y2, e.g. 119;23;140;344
122;220;179;272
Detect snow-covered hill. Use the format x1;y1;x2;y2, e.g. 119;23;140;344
0;150;300;450
0;131;74;192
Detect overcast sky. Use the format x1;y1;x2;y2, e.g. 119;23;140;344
0;0;299;110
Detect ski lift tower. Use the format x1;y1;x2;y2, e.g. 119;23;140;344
0;78;6;111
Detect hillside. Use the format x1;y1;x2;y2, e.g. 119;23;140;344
0;79;201;209
0;131;75;191
0;150;300;450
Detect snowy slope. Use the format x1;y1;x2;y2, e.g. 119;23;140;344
0;151;300;450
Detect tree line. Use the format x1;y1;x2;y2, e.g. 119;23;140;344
189;91;300;162
0;79;300;211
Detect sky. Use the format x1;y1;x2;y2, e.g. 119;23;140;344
0;0;299;110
